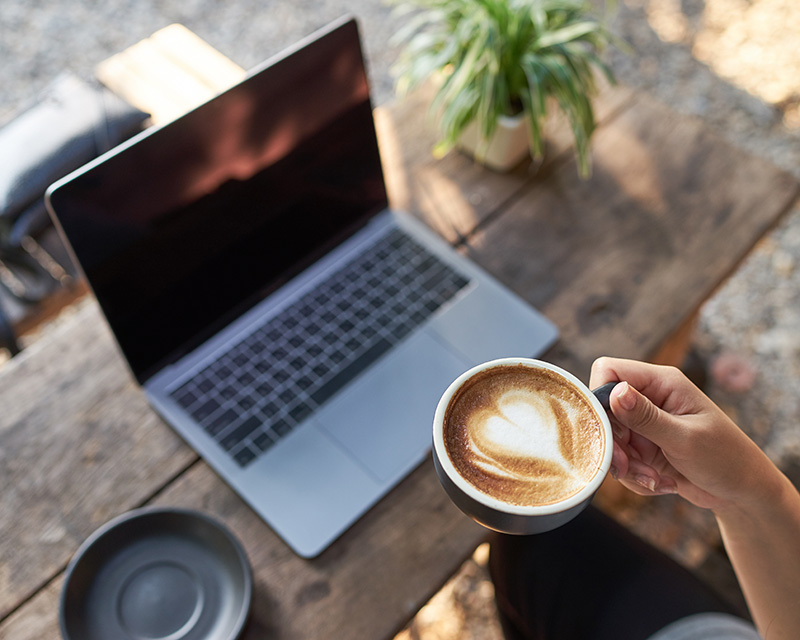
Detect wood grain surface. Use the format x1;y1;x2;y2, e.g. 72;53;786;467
0;302;197;622
465;91;798;373
1;27;797;640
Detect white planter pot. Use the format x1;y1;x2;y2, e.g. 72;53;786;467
457;113;530;172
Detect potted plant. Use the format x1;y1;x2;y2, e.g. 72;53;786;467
390;0;622;176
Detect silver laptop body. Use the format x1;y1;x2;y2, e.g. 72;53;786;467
47;16;558;557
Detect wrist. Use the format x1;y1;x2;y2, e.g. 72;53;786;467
713;467;797;528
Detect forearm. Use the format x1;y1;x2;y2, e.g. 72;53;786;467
591;356;800;636
714;470;800;639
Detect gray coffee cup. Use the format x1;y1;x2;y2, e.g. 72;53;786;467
432;358;614;535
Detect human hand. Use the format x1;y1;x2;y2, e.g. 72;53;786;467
590;357;775;512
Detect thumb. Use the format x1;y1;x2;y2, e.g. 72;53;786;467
610;381;678;445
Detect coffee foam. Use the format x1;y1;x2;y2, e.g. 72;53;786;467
443;364;605;506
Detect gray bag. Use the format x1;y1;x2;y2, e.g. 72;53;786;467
0;73;149;354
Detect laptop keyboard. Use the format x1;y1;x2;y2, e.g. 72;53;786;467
169;228;470;467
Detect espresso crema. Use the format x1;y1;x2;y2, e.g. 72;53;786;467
443;364;605;506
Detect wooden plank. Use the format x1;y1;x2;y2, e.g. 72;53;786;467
5;28;797;640
0;456;485;640
5;27;248;345
650;311;700;368
0;578;62;640
465;91;799;374
149;24;247;92
0;309;487;638
145;461;486;640
0;60;625;640
0;301;197;620
376;81;635;245
96;51;187;125
11;279;89;338
96;24;245;125
114;39;213;112
97;44;214;125
1;205;90;344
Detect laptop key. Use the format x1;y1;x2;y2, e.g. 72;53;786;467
310;337;392;406
237;371;256;385
220;386;238;400
219;415;262;450
193;397;221;421
271;417;293;437
173;388;198;408
207;408;238;436
391;323;413;340
307;344;323;357
175;228;473;467
233;446;257;467
253;431;276;452
289;403;313;423
217;364;233;378
312;363;329;377
271;346;288;359
259;398;279;416
256;381;273;395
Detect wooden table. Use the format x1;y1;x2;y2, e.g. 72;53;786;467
2;26;797;640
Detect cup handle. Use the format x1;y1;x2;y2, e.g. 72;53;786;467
591;381;619;412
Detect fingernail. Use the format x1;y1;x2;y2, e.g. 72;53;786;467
617;382;636;411
610;465;619;480
633;474;656;492
656;484;678;495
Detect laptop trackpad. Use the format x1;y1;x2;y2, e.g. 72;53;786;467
315;331;470;483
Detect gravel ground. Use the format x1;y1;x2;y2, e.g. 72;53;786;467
607;0;800;474
0;0;402;123
3;1;798;638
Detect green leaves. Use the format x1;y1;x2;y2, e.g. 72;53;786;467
390;0;622;177
535;21;603;48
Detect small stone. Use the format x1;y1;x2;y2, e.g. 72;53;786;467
772;249;795;277
709;351;758;393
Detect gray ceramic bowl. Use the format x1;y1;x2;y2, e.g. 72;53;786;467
60;507;252;640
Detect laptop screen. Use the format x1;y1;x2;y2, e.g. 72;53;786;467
47;19;388;383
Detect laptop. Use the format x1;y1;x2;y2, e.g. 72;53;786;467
46;16;558;557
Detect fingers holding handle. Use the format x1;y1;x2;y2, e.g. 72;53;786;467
591;381;618;412
591;378;678;495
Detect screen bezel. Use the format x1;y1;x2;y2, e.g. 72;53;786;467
46;16;389;384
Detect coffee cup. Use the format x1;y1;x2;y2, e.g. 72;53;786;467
432;358;614;535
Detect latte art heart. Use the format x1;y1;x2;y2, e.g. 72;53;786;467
443;365;605;506
471;390;577;478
